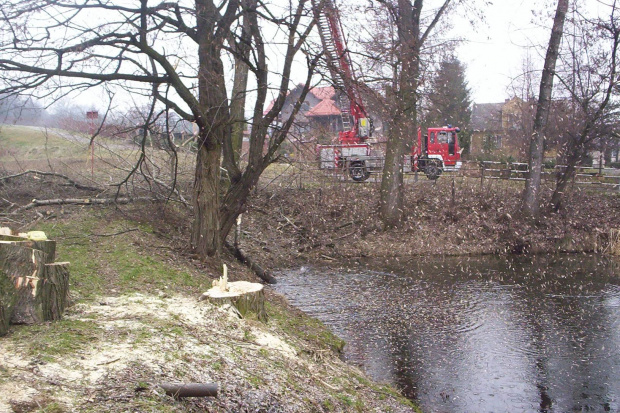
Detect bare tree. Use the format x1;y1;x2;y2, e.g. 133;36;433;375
0;0;316;259
522;0;569;220
223;0;254;175
375;0;454;228
550;1;620;211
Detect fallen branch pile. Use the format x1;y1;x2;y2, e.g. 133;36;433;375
0;169;101;192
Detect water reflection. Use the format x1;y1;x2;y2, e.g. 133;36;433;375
274;255;620;412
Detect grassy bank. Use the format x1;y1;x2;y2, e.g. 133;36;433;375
0;207;418;413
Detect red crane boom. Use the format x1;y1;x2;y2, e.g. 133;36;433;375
312;0;371;144
312;0;462;182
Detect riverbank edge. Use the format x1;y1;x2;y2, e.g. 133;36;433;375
0;208;421;413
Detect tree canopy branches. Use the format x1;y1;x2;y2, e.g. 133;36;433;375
0;0;317;259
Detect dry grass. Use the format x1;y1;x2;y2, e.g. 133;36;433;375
239;172;620;269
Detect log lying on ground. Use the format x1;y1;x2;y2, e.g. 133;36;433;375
201;281;268;322
225;242;277;284
160;383;218;398
11;196;153;214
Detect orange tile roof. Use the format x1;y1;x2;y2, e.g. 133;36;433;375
305;99;341;117
310;86;336;100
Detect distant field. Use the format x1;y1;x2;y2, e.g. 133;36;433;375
0;124;198;190
0;124;87;162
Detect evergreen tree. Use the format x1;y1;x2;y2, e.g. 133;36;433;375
425;56;472;153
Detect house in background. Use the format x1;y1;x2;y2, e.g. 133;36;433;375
304;86;344;139
264;84;344;141
469;97;531;161
265;83;384;146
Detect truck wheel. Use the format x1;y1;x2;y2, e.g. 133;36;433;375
349;162;370;182
425;162;442;180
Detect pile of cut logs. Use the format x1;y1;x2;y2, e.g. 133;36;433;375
0;228;70;336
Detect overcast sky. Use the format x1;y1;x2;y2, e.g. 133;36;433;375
453;0;608;104
456;0;550;104
53;0;610;113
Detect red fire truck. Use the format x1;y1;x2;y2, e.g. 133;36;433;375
412;126;463;180
313;0;461;181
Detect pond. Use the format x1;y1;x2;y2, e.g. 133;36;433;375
274;255;620;412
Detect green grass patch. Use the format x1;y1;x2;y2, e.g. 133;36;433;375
212;360;224;371
9;319;101;362
0;125;84;161
36;401;65;413
372;384;420;410
35;215;207;301
247;374;263;388
266;301;345;354
36;217;106;298
114;251;197;290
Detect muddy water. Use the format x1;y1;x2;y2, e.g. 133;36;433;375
274;255;620;412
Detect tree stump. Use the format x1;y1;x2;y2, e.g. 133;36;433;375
0;237;70;335
0;265;15;336
0;234;56;262
42;262;71;321
0;243;48;326
201;281;267;322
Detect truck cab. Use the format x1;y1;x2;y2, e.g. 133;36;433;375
413;126;462;180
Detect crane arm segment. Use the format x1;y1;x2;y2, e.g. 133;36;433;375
312;0;370;143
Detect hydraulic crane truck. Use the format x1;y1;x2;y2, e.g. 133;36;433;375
313;0;462;181
312;0;373;182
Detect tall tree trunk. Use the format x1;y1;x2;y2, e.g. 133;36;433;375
380;0;422;228
191;143;222;257
522;0;569;220
223;0;253;182
380;119;407;227
191;0;234;259
229;57;249;166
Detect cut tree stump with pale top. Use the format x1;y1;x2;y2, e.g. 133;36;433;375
201;268;267;322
